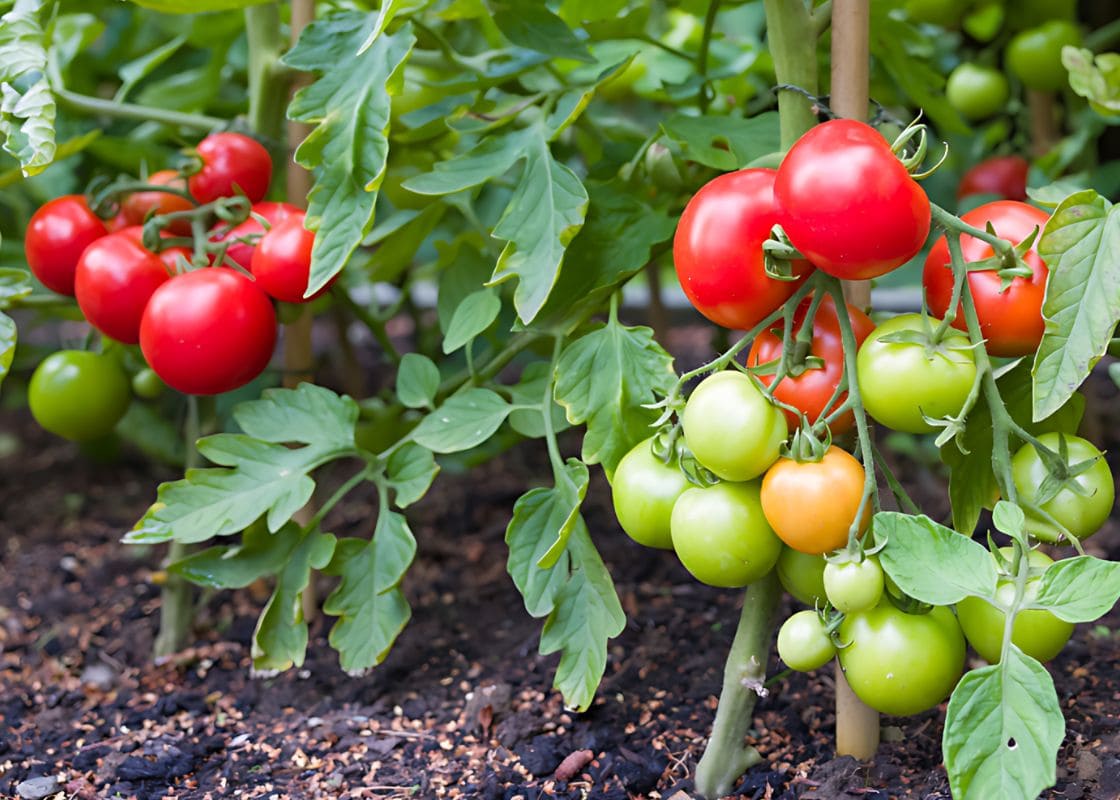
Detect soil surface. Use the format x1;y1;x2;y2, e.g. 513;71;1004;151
2;359;1120;800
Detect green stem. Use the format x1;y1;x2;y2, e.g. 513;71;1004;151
693;572;781;798
54;88;223;131
762;0;819;149
696;0;723;112
333;288;403;365
931;203;1015;261
309;465;377;530
245;3;291;146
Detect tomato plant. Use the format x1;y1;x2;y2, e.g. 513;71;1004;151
1011;433;1114;543
610;437;690;550
24;195;107;296
213;201;301;270
188;132;273;205
957;156;1029;201
122;169;194;234
251;214;331;303
945;63;1010;121
777;546;828;607
777;610;836;671
28;350;131;441
75;230;172;345
823;556;885;614
1005;20;1081;92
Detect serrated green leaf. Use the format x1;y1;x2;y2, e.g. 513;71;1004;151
1064;47;1120;118
283;14;415;295
115;35;186;103
171;520;299;589
1032;191;1120;421
323;509;416;674
396;352;440;409
442;288;501;353
660;112;780;171
0;1;55;176
539;522;625;711
554;318;676;475
874;512;998;605
1030;556;1120;623
491;0;593;62
0;312;14;391
234;383;358;448
402;131;523;196
129;0;270;10
386;442;439;508
412;388;511;453
941;361;1083;535
943;647;1063;800
508;361;570;439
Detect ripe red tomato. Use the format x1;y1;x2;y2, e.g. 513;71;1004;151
188;132;272;204
746;294;874;433
673;168;812;330
25;195;108;296
957;156;1029;201
75;230;173;344
774;119;932;280
213;201;302;269
251;214;332;303
140;269;277;395
923;201;1050;357
121;169;194;234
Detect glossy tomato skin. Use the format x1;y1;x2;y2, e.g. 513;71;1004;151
75;230;172;344
823;556;884;614
673;168;812;330
188;132;272;204
610;437;691;550
761;447;869;555
670;481;782;588
856;313;977;433
945;64;1010;121
957;156;1030;201
1011;433;1114;543
838;603;965;716
140;269;277;395
251;214;332;303
747;295;874;433
28;350;131;441
25;195;108;296
778;610;836;671
1006;21;1081;92
122;169;194;234
777;546;827;606
213;201;301;269
956;548;1074;663
681;370;787;482
774;120;931;280
923;201;1049;357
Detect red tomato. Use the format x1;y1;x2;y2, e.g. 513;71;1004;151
25;195;108;296
140;269;277;395
212;201;302;269
121;169;194;234
957;156;1029;201
774;119;932;280
673;168;812;330
747;294;874;433
75;230;172;344
107;210;131;232
188;132;272;204
251;214;333;303
923;201;1049;357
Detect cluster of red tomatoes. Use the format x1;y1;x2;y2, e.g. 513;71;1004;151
23;132;325;441
610;118;1115;717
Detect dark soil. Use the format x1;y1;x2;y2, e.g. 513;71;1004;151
2;362;1120;800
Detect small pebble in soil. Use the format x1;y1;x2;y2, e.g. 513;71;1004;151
17;775;60;800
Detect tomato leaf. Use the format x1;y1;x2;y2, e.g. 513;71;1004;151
539;521;625;711
0;268;32;307
386;442;439;509
507;361;570;440
1029;556;1120;623
943;646;1064;800
283;14;415;296
0;1;56;176
1063;47;1120;118
1032;190;1120;421
411;388;511;453
322;508;416;674
940;361;1083;535
873;512;998;605
115;34;186;103
660;111;780;171
442;288;501;354
127;0;270;11
490;0;594;63
396;352;440;410
129;386;359;544
554;317;676;476
0;311;14;391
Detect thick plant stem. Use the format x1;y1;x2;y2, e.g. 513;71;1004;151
763;0;819;149
1026;90;1060;158
245;3;290;151
694;573;781;799
153;396;203;659
828;0;879;758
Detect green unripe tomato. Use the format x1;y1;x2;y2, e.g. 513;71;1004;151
29;350;131;442
681;371;787;482
946;64;1010;121
670;481;782;588
777;546;827;606
1005;21;1081;92
131;367;165;400
1011;432;1114;543
956;548;1074;663
824;557;885;614
610;437;690;550
778;610;836;671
